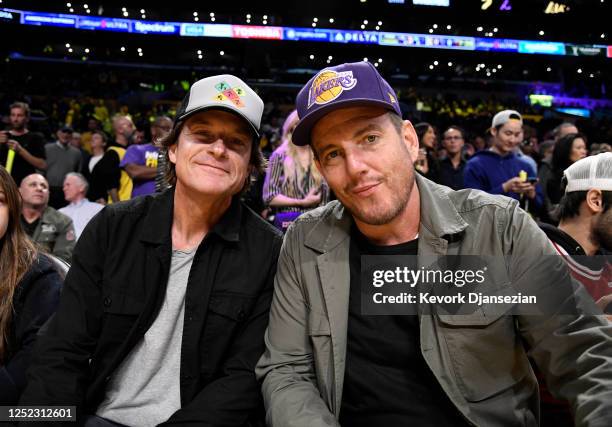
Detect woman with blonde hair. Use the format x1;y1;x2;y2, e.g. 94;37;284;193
0;166;62;404
263;110;329;232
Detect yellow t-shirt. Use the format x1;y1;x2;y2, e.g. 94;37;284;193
107;146;133;203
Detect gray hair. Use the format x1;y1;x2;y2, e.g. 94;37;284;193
65;172;89;194
552;122;577;140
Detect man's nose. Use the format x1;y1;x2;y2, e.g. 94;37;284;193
208;138;228;157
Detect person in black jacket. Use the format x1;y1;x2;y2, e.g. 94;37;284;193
20;75;283;427
0;165;62;404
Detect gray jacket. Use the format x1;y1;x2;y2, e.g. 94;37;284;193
256;174;612;427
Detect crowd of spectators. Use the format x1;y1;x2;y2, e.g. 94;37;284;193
2;91;611;244
0;65;610;425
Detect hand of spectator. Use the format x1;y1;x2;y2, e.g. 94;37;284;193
301;187;322;208
595;294;612;323
524;184;536;199
7;139;22;153
503;177;534;195
415;148;429;174
0;131;7;144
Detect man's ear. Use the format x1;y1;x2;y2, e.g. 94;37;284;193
586;189;604;213
402;120;420;161
168;143;178;165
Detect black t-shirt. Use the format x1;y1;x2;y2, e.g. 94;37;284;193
438;157;466;191
339;225;469;427
0;131;46;186
20;215;40;237
97;146;122;191
87;146;121;201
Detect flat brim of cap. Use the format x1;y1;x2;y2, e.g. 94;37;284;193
292;98;399;146
175;105;260;138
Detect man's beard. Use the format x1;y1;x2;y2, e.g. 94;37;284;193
343;171;415;226
593;209;612;252
11;123;25;131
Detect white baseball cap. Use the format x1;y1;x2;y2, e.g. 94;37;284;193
492;110;523;128
564;152;612;193
174;74;264;137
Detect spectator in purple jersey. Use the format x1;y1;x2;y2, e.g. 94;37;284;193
120;116;172;197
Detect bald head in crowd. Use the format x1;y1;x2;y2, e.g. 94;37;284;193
151;116;173;143
19;173;76;261
19;173;50;209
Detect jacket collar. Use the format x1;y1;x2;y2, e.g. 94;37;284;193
139;188;243;245
304;174;468;253
415;173;468;239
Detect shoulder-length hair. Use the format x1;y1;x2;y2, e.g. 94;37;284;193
552;132;587;173
0;166;37;362
275;110;323;195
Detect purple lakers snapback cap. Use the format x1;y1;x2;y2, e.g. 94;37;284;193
292;61;402;146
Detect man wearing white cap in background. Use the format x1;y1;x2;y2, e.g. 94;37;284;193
540;152;612;320
536;152;612;426
464;110;543;214
21;75;283;427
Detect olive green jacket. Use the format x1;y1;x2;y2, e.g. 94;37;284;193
30;206;76;262
256;174;612;427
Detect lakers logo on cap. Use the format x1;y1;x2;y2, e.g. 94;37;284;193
213;82;246;108
307;70;357;108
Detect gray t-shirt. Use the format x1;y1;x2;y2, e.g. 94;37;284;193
96;247;196;426
44;142;82;187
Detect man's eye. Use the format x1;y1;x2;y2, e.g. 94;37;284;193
365;135;378;143
230;139;248;147
326;150;339;160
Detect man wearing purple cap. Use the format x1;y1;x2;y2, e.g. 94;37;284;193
21;75;283;426
256;62;612;426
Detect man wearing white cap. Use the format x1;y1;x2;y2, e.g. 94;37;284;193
464;110;543;213
541;152;612;318
536;152;612;425
21;75;283;426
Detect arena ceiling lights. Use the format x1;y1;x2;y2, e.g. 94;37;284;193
0;6;610;59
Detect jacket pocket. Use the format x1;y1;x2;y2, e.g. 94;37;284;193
96;291;144;358
208;293;255;322
436;286;527;402
308;310;334;407
102;291;145;316
200;293;256;375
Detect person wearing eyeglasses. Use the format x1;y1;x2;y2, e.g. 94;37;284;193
438;126;466;191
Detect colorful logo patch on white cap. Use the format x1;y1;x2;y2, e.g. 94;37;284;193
213;81;246;108
307;70;357;108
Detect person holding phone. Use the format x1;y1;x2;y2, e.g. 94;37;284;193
464;110;543;213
